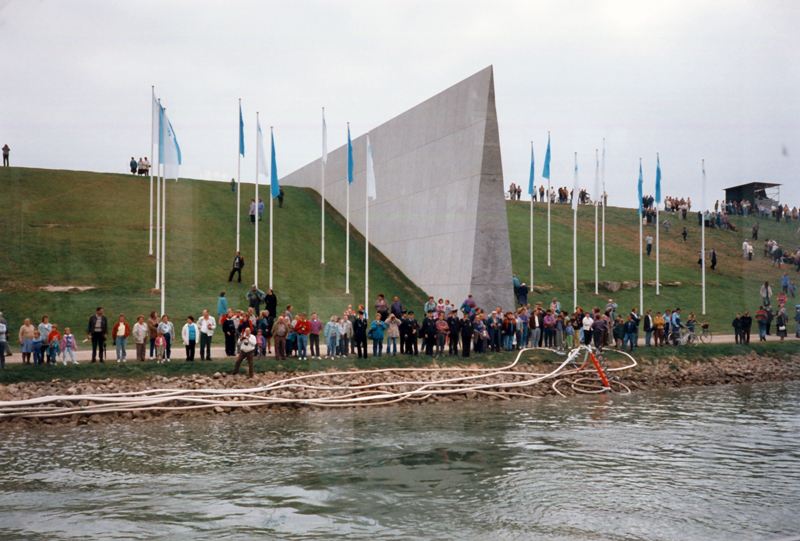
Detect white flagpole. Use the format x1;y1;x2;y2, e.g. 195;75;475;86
701;159;706;315
530;141;534;289
602;138;606;268
149;85;154;255
321;107;326;265
573;152;578;311
237;99;242;253
254;112;260;288
547;133;551;267
594;149;598;296
160;106;167;316
155;97;161;290
346;122;351;295
639;158;643;317
365;161;370;318
656;152;660;296
269;127;274;290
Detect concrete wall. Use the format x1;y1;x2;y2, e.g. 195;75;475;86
280;66;514;310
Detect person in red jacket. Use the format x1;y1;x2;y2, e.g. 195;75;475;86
294;312;311;361
755;306;768;341
111;314;131;362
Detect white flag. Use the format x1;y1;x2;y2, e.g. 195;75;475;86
152;94;161;148
572;155;579;211
257;118;268;178
366;135;376;200
322;114;328;164
594;151;600;204
162;110;181;180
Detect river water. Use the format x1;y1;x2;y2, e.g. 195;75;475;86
1;381;799;540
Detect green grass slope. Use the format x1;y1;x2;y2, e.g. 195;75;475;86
507;200;799;330
0;167;427;331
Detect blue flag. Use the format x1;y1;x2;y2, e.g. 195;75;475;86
655;155;661;204
638;163;644;215
270;131;280;198
239;104;245;157
347;125;354;185
528;146;535;195
542;134;551;180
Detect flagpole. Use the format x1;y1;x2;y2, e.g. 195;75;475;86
237;99;242;253
269;127;274;291
365;155;370;319
346;122;351;294
656;152;660;296
321;107;326;265
530;141;534;288
254;112;260;288
160;106;167;316
149;86;154;255
594;149;598;296
602;138;606;268
155;98;161;290
573;151;578;311
701;159;706;316
639;158;643;317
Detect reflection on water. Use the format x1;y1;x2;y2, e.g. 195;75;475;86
1;382;799;540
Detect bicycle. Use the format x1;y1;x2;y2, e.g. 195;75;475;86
667;327;698;347
693;323;712;344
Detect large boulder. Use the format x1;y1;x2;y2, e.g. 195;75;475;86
600;281;621;292
621;281;639;290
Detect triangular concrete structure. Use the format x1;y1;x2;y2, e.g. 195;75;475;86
280;66;514;311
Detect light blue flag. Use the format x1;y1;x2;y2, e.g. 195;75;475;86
163;112;181;180
270;131;280;199
542;134;551;180
157;102;164;165
655;155;662;204
638;163;644;215
239;104;245;157
347;126;354;185
528;146;535;195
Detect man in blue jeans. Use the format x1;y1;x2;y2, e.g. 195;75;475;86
622;316;638;352
755;306;768;341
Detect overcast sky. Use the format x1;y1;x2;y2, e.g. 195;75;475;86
1;0;798;210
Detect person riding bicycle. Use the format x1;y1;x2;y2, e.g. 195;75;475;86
685;312;697;333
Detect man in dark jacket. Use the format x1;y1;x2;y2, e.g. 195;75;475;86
421;312;436;356
460;313;474;358
352;313;368;359
732;313;743;344
228;252;245;282
740;311;752;345
86;307;108;363
399;312;409;354
643;309;654;346
264;289;277;318
591;316;608;350
222;316;237;356
246;284;265;313
447;311;460;355
405;312;419;355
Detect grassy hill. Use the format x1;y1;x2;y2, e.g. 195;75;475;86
0;167;427;331
506;199;799;330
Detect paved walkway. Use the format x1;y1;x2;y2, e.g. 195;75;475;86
3;332;798;364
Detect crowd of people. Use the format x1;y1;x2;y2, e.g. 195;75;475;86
129;157;151;176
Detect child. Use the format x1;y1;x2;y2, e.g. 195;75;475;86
565;319;575;349
32;331;44;365
256;329;265;359
155;332;166;363
48;325;61;365
60;327;79;365
790;282;797;298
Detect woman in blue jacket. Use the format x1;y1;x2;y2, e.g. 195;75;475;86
369;314;387;357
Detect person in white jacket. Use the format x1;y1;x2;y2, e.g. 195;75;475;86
132;316;149;362
233;328;257;377
197;310;217;361
181;316;199;362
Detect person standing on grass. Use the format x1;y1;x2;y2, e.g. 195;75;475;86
308;312;322;359
232;327;256;377
198;310;216;360
385;314;401;356
645;234;653;256
249;199;256;225
246;284;265;314
710;248;717;271
47;325;61;365
37;316;52;363
776;310;788;341
390;296;403;319
755;306;768;341
760;282;773;307
682;228;687;242
295;312;311;361
740;311;752;345
0;318;6;369
434;312;449;356
623;315;638;352
230;178;236;192
265;289;277;319
87;308;107;363
129;156;137;174
222;312;237;356
133;316;148;362
258;197;264;221
323;316;340;359
158;314;174;361
228;252;245;283
111;314;130;363
181;316;198;361
781;272;790;294
421;311;436;356
643;309;653;346
271;315;288;360
794;305;800;338
217;292;228;320
374;294;390;323
460;312;474;358
518;282;529;306
1;144;9;166
405;312;419;356
353;312;368;359
370;313;387;357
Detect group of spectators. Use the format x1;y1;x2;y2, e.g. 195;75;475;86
762;239;800;271
129;157;151;176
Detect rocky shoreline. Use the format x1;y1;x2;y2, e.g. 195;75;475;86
1;352;798;428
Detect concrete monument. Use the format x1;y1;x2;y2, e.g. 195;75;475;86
280;66;514;311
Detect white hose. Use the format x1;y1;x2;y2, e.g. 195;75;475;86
0;346;637;419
